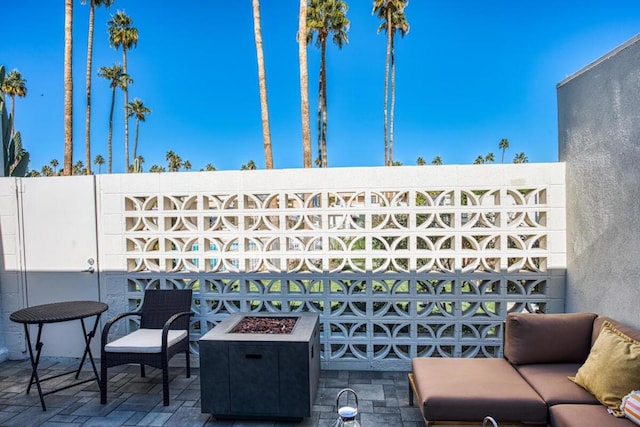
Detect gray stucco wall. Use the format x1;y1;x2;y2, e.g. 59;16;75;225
558;35;640;327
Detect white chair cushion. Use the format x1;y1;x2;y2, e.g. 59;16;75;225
105;329;188;353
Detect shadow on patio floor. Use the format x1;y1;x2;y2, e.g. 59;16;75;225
0;358;425;427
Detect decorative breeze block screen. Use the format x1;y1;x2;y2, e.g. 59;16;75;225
123;186;555;369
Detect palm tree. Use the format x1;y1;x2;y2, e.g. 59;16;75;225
94;154;105;174
99;64;130;173
373;0;409;166
108;11;138;172
416;156;425;165
241;160;257;170
431;156;442;165
50;159;59;174
387;8;409;167
126;98;150;162
298;0;312;168
82;0;114;176
307;0;349;168
374;0;391;165
63;0;74;176
474;155;485;164
149;164;165;173
0;70;27;135
41;165;54;177
251;0;273;170
485;152;495;163
499;138;509;163
165;150;182;172
72;160;86;175
183;160;192;171
204;163;216;171
513;152;529;164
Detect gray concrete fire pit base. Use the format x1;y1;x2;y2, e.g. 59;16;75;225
199;313;320;420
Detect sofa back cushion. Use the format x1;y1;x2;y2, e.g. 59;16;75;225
504;312;597;365
593;316;640;345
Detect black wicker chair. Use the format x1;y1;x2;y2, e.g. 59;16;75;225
100;289;193;406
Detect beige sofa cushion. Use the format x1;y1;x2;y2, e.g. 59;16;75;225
504;312;597;365
411;357;547;424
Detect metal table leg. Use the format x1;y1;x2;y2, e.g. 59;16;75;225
23;314;103;411
23;323;47;411
75;314;102;383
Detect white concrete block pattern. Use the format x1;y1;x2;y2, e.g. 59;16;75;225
97;165;566;370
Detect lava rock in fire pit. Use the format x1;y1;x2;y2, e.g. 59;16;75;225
230;316;297;334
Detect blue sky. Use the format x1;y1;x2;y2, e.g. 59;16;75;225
3;1;640;173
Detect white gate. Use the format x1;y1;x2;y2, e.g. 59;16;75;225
20;176;100;357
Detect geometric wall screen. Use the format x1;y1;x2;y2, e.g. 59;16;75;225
122;185;559;369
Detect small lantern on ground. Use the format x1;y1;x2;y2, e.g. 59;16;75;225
332;388;361;427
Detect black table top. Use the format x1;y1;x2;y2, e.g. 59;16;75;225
10;301;108;324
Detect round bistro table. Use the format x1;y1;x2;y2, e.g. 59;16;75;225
10;300;108;411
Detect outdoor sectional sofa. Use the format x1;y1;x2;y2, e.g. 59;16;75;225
409;312;640;426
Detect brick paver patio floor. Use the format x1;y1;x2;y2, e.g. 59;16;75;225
0;358;426;427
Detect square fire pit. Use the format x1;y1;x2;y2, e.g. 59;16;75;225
199;312;320;420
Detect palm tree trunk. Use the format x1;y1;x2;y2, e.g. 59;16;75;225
133;118;139;161
84;1;95;175
108;86;116;174
298;0;312;168
389;32;396;166
316;37;325;167
321;46;328;168
123;50;130;172
63;0;73;176
252;0;273;169
9;95;15;136
383;6;392;166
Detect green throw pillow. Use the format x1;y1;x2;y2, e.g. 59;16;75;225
570;321;640;417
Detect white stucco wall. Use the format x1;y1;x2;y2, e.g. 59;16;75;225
0;179;26;360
